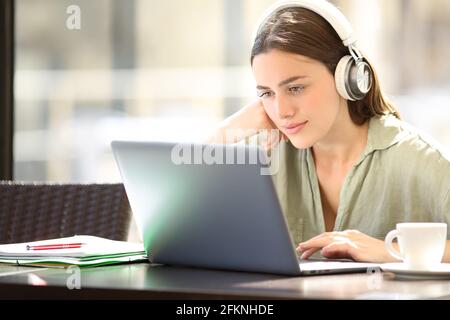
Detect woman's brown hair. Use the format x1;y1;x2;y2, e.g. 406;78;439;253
250;8;400;125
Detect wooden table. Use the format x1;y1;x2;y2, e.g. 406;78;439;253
1;262;450;300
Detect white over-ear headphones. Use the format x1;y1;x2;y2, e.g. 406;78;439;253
253;0;372;101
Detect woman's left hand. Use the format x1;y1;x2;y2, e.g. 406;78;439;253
296;230;400;263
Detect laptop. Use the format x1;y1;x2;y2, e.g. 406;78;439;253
111;140;378;276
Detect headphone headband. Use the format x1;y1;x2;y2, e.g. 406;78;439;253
252;0;372;101
253;0;356;47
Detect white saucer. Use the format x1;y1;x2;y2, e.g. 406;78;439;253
381;263;450;280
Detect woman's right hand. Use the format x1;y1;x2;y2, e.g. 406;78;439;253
207;99;287;148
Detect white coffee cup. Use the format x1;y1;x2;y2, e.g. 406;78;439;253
385;222;447;270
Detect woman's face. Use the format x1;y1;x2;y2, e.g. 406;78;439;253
252;49;344;149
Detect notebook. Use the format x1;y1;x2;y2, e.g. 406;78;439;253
0;235;147;268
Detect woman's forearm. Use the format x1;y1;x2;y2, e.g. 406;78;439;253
205;121;255;144
205;100;271;144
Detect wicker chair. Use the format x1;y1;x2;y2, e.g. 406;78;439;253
0;181;132;244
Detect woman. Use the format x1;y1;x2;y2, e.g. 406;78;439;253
208;0;450;263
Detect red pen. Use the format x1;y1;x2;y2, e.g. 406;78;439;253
26;243;86;251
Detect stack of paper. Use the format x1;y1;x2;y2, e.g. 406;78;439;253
0;235;148;268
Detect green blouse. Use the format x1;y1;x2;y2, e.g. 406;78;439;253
267;115;450;245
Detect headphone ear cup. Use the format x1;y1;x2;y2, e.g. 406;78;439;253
349;60;372;100
334;55;355;101
335;55;373;101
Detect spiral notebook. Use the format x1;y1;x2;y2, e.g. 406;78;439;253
0;235;147;268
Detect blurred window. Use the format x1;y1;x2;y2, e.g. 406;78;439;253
14;0;450;183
